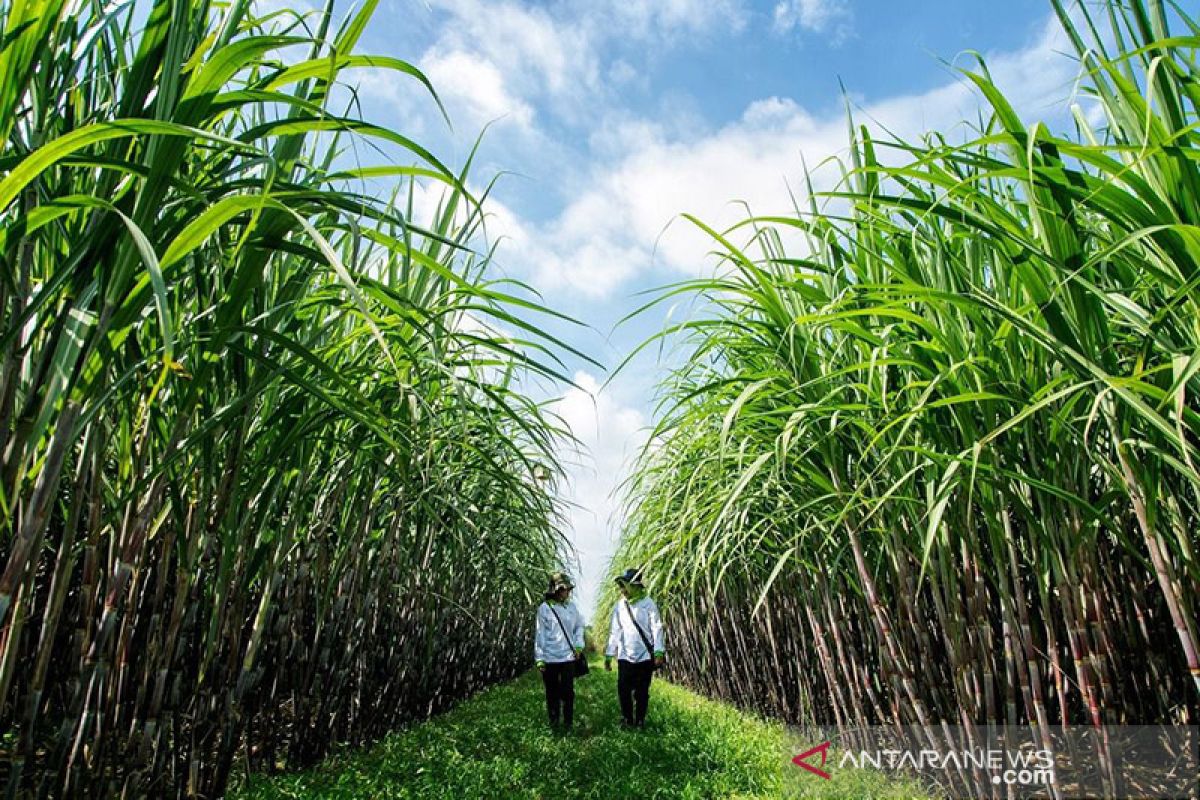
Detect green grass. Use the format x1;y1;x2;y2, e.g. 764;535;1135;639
232;661;934;799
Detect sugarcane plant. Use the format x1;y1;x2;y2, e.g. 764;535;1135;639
613;0;1199;768
0;0;582;796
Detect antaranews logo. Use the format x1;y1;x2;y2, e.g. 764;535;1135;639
787;725;1200;799
790;736;1054;787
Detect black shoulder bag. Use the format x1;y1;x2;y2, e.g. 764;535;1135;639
622;599;662;671
547;604;589;677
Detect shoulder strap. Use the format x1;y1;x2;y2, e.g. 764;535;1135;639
622;599;655;654
547;603;575;647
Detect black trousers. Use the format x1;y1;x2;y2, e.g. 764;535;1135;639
617;659;655;725
541;661;576;726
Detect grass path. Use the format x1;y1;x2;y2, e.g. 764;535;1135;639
232;661;932;799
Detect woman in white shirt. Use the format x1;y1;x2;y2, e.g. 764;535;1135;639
604;568;665;728
534;571;585;731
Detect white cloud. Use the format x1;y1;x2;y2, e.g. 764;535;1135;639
772;0;852;43
424;0;602;120
493;13;1082;297
607;59;641;88
549;371;648;619
604;0;747;41
356;0;745;135
421;50;535;132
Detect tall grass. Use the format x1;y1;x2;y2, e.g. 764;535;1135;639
615;0;1199;756
0;0;579;795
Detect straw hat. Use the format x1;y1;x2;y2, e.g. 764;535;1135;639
546;571;575;595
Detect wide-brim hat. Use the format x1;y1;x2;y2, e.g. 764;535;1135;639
614;568;644;587
547;571;575;594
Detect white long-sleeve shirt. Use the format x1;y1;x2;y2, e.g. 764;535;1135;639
534;600;585;663
605;596;665;663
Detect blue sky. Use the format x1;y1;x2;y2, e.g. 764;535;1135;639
299;0;1094;616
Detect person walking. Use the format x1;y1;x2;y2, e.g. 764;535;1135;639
604;568;665;729
534;571;586;731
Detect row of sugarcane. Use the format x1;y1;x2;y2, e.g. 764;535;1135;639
0;0;579;796
612;0;1199;793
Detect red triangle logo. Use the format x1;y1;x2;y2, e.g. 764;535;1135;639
792;741;832;779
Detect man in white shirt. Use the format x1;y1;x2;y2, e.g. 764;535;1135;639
534;571;585;731
604;568;665;729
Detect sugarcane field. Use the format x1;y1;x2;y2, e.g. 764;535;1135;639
0;0;1198;797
